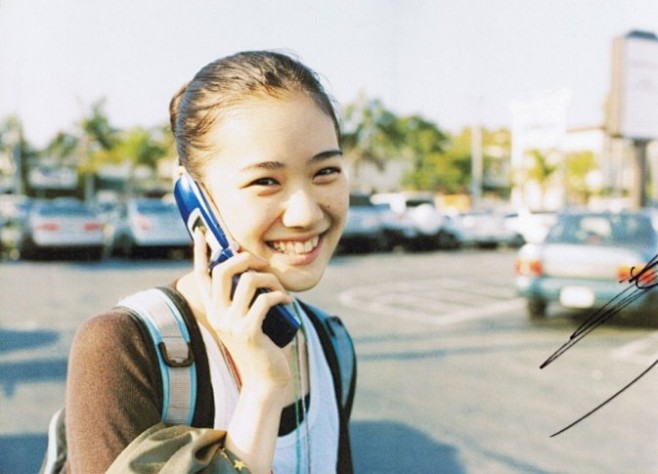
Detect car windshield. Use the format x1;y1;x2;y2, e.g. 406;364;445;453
349;194;373;207
406;199;433;208
136;201;175;213
545;213;656;248
36;205;93;217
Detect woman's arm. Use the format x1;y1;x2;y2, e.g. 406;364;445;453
189;229;293;474
65;311;163;472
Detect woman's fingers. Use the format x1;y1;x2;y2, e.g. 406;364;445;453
209;252;268;306
192;228;212;305
229;271;288;314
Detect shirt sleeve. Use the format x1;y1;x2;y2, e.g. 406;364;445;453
106;422;251;474
65;310;163;473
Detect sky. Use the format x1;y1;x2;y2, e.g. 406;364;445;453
1;0;657;147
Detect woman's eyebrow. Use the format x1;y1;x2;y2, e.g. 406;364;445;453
312;149;343;162
240;149;343;172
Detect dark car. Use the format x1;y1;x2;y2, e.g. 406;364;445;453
338;193;388;253
515;209;658;319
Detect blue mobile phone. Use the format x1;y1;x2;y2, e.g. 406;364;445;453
174;173;300;348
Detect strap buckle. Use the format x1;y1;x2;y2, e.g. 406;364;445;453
158;341;195;368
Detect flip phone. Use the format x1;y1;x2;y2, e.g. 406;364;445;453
174;173;300;347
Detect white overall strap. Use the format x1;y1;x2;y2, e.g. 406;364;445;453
117;288;197;426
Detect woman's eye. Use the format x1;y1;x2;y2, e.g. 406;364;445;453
314;167;342;180
249;177;279;187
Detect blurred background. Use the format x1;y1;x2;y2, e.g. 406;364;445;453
2;1;658;473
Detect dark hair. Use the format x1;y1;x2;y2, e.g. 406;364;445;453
170;50;340;180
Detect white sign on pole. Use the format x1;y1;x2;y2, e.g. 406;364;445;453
608;31;658;140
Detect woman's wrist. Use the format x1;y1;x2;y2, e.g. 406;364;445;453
225;383;287;474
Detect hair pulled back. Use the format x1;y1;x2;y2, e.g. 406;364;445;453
170;50;340;180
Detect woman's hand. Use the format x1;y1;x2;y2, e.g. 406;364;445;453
192;228;293;394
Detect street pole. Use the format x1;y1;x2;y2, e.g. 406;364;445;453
11;126;24;196
471;123;482;210
632;139;650;208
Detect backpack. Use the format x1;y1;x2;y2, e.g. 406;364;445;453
40;287;355;473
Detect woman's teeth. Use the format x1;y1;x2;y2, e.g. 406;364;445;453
270;235;319;255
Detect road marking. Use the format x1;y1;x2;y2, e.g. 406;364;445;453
338;278;524;326
612;332;658;365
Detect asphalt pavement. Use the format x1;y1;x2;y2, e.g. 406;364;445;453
3;250;658;473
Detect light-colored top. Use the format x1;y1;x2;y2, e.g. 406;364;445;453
199;300;340;473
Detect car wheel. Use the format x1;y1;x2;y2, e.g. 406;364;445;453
84;247;103;262
528;299;547;320
19;236;37;260
113;233;135;258
437;230;460;250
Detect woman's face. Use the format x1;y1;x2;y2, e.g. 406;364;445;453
201;94;349;292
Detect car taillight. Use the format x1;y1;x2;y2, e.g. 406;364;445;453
36;222;60;232
617;264;657;286
83;222;103;232
515;257;543;277
133;214;151;230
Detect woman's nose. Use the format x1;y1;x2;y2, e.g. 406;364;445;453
282;189;323;228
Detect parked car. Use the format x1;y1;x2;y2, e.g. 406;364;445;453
514;209;658;320
17;198;105;260
504;209;558;244
112;198;192;257
0;195;31;258
451;210;524;249
371;192;457;250
338;193;388;253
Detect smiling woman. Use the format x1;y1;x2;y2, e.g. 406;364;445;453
61;51;356;474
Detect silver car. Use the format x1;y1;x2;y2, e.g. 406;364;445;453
515;209;658;319
112;198;191;257
18;198;105;260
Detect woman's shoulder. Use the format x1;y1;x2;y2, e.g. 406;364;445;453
70;305;154;368
75;306;143;343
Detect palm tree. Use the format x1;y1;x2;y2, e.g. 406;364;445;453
77;99;119;202
0;116;38;195
113;125;170;196
341;94;406;181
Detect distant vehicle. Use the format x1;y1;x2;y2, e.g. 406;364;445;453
371;192;457;250
0;195;31;257
18;198;105;260
451;210;524;249
514;209;658;320
339;193;387;253
112;198;192;257
505;210;558;244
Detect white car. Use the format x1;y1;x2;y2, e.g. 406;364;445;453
451;210;524;249
112;198;191;257
371;192;453;250
18;198;105;260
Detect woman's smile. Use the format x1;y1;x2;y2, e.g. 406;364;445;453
268;235;320;256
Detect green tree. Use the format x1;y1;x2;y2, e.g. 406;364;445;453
525;148;560;206
0;116;38;195
341;94;406;177
111;125;171;196
400;115;452;191
77;99;119;201
565;150;598;203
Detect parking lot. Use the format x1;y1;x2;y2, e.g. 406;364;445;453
3;248;658;473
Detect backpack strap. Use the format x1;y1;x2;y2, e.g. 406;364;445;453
300;301;356;473
300;302;356;411
117;287;197;426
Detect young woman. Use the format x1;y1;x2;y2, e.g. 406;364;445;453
63;51;355;473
